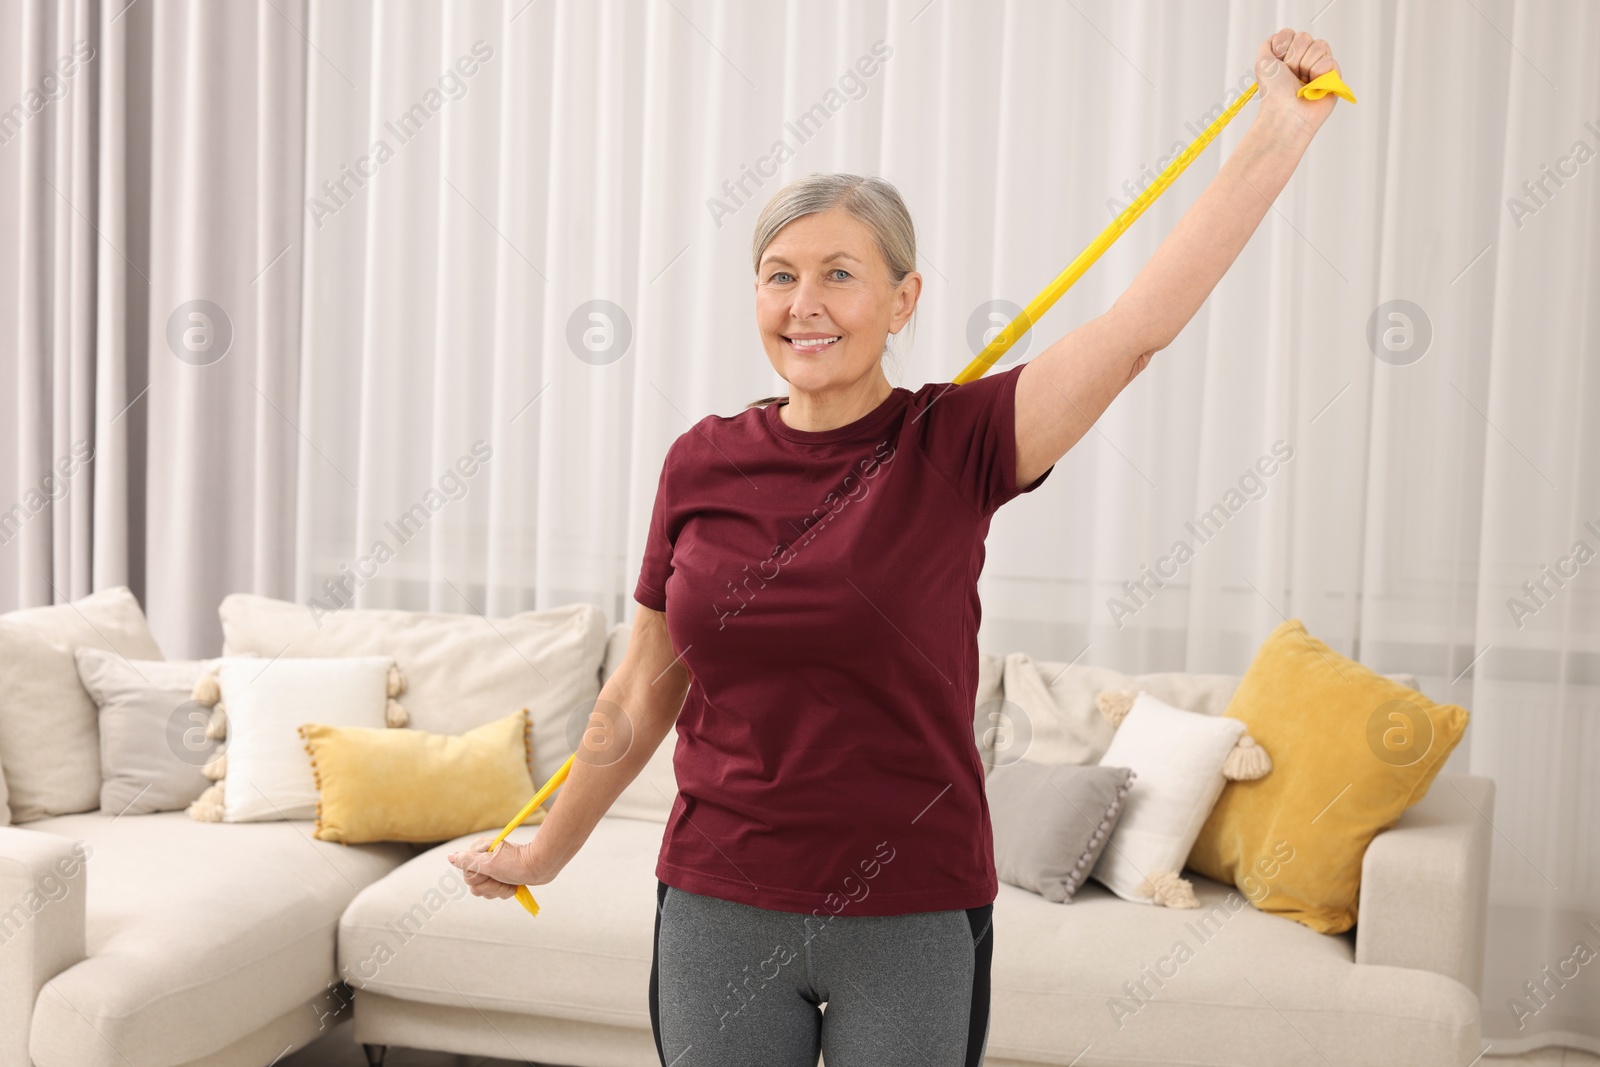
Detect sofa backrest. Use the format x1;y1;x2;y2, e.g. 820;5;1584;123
219;593;609;783
591;624;1424;813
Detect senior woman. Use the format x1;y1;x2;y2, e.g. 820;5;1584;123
448;27;1343;1067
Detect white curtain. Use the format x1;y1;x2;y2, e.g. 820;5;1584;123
0;0;306;645
2;0;1595;1055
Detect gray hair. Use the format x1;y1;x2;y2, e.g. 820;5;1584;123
745;173;918;409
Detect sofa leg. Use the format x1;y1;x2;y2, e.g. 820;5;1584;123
361;1044;387;1067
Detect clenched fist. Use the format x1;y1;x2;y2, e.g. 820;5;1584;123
1255;27;1343;132
447;836;527;900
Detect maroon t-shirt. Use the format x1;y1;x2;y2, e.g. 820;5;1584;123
633;361;1053;916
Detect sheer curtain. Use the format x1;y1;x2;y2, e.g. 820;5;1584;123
0;0;306;646
2;0;1595;1055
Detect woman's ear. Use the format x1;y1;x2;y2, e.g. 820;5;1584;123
888;276;920;338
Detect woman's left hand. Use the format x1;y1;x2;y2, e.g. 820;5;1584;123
1255;27;1342;134
446;837;524;900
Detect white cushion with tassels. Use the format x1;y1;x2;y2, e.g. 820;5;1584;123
1091;692;1244;908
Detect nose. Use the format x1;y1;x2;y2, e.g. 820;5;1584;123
786;273;827;322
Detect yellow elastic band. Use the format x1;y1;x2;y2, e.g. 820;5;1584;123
1299;68;1356;103
952;67;1354;385
486;65;1357;920
485;751;575;916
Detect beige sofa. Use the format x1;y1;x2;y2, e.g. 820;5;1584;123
341;636;1494;1067
1;813;413;1067
0;597;1493;1067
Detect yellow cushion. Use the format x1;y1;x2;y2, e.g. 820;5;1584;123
1185;619;1469;934
298;709;544;844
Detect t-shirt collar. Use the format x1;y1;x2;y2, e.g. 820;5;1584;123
763;386;909;445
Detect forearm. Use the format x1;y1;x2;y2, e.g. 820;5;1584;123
1113;104;1319;352
519;675;678;873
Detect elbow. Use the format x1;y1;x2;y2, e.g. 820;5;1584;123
1105;303;1172;378
1127;340;1166;382
1127;350;1155;383
1131;322;1176;366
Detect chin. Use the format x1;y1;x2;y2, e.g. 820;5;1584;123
774;361;835;393
771;342;849;383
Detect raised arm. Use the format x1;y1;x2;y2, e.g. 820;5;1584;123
1014;28;1344;487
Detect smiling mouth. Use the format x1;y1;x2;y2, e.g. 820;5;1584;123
784;335;841;351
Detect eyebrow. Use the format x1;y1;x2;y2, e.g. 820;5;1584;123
761;252;861;270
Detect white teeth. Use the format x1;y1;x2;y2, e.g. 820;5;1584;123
789;336;840;349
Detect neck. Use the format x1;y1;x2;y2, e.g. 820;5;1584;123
778;371;894;432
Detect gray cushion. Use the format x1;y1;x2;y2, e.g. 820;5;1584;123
988;760;1134;903
73;648;215;816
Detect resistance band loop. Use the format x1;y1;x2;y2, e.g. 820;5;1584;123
489;66;1355;918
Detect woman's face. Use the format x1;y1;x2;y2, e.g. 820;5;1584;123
754;208;919;397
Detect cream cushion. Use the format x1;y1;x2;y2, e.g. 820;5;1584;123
996;652;1242;768
24;810;412;1067
997;650;1419;769
219;656;394;822
219;593;608;783
0;586;165;824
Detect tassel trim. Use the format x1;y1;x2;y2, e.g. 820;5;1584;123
188;781;226;822
1067;769;1136;899
1222;734;1272;780
1097;689;1137;728
299;725;341;844
191;671;221;707
1137;870;1199;909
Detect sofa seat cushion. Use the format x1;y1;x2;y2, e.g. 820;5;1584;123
25;811;414;1067
341;817;1477;1066
988;875;1480;1066
339;815;662;1030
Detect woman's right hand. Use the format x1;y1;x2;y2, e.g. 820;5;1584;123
447;837;558;899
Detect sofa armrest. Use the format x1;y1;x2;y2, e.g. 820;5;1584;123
0;829;90;1067
1356;773;1494;994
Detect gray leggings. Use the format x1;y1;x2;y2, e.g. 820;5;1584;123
648;879;994;1066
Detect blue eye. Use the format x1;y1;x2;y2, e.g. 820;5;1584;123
765;269;850;283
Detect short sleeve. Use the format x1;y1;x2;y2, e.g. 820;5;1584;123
914;361;1054;515
633;446;677;611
